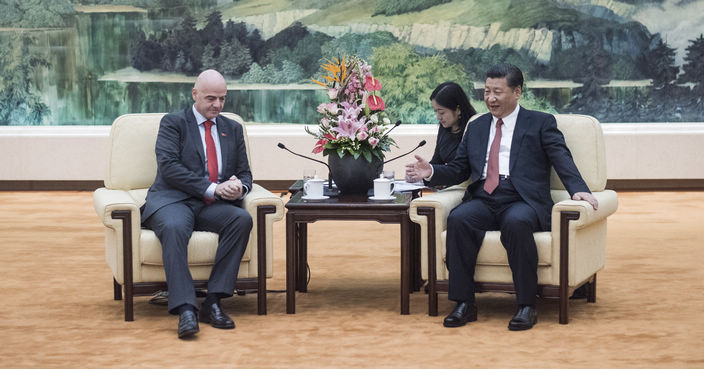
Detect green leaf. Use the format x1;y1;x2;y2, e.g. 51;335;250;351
362;150;372;162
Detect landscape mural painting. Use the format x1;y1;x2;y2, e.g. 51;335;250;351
1;0;703;126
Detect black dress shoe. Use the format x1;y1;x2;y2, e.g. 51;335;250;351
443;302;478;328
570;285;588;299
508;305;537;331
177;310;199;339
199;302;235;329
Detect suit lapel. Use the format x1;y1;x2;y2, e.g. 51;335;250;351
185;108;206;167
473;114;492;176
509;107;528;172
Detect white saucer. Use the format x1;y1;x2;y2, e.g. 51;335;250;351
368;195;395;201
302;195;329;200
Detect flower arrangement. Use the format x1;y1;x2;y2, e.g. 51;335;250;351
306;55;396;163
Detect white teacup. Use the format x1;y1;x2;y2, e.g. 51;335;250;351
373;175;395;198
303;177;325;198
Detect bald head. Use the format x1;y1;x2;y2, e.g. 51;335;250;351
192;69;227;120
194;69;226;90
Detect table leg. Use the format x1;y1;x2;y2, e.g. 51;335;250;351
296;223;308;292
400;215;410;315
411;222;423;292
286;213;296;314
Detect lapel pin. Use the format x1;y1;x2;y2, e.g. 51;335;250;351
221;132;227;137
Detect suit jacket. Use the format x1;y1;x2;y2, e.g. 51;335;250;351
427;107;589;230
141;107;252;222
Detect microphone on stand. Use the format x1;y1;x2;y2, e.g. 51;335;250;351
277;143;334;191
382;140;427;165
381;120;402;138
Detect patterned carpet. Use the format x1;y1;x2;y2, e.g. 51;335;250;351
0;191;702;368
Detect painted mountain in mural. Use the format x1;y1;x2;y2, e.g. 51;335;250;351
1;0;702;125
219;0;701;66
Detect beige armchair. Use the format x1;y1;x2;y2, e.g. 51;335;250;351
94;113;284;321
409;114;618;324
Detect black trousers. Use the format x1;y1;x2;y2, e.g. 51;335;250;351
144;198;252;314
446;178;541;305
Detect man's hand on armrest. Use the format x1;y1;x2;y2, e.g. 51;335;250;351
572;192;598;210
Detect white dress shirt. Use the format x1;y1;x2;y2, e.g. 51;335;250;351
192;106;223;199
481;103;520;179
426;104;521;181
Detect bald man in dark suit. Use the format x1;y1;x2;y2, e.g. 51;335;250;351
406;63;598;331
141;70;252;338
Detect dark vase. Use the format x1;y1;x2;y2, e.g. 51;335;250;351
328;153;383;195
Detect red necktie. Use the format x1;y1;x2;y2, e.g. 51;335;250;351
203;120;218;204
483;119;503;194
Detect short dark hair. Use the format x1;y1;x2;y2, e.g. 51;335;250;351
430;82;477;130
486;63;524;91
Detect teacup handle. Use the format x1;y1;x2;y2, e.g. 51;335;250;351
303;181;310;195
389;182;395;194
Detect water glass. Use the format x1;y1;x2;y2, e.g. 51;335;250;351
382;169;395;181
303;169;316;183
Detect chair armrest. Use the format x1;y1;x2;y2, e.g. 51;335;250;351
409;186;465;228
552;190;618;228
242;183;285;219
93;187;142;230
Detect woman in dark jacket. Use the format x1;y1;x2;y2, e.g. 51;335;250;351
428;82;477;165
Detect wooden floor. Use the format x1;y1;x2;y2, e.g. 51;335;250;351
0;190;703;368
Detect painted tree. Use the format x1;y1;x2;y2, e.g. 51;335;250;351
0;0;74;28
201;11;224;48
569;40;612;112
219;38;252;77
678;34;704;94
132;32;164;71
0;35;51;125
171;14;202;74
201;43;220;71
641;38;679;91
372;44;469;124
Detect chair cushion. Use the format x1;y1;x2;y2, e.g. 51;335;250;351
441;230;553;266
140;230;250;266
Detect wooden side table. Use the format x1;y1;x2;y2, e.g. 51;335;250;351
285;191;414;314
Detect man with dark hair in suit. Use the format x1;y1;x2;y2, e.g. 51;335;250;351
406;63;598;331
141;69;253;338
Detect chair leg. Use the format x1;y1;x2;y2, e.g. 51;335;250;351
111;210;135;322
559;211;580;324
124;288;134;321
113;278;122;300
587;274;597;303
257;205;276;315
417;207;439;316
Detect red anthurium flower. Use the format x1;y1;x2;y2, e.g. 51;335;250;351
364;75;382;91
313;138;327;154
366;95;385;111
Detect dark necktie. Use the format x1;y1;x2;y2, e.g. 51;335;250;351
483;119;503;194
203;120;218;204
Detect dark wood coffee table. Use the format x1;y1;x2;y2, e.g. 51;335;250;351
285;191;414;314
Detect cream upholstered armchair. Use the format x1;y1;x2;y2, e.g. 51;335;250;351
93;113;284;321
409;114;618;324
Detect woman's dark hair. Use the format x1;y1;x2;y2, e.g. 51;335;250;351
430;82;477;132
486;63;524;91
